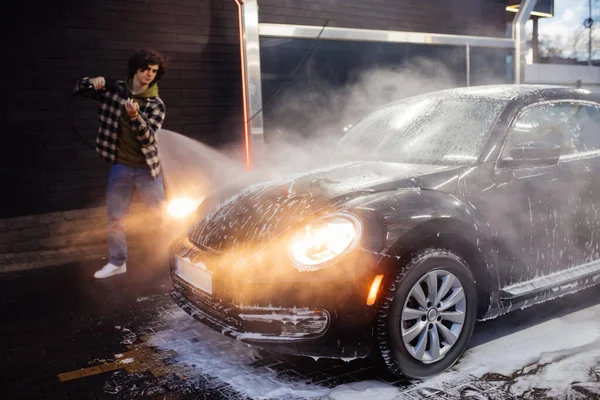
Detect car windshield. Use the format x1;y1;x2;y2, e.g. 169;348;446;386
339;95;507;165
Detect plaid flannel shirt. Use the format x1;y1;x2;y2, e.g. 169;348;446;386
75;77;166;179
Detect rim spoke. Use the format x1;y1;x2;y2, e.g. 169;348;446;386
439;287;465;312
440;310;465;324
403;320;428;343
402;307;426;321
437;274;455;303
410;283;428;309
428;324;441;360
436;321;459;345
425;271;439;305
413;326;429;360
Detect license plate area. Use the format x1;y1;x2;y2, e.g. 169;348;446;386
174;256;213;295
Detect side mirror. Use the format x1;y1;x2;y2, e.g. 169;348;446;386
503;141;561;168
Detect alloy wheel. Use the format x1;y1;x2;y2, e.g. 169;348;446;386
400;269;466;364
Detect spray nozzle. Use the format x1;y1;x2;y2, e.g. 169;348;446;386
72;78;93;96
72;77;129;98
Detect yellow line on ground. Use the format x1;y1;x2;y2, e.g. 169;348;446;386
57;338;183;383
58;366;104;382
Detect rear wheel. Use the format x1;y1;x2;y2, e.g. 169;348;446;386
375;248;477;379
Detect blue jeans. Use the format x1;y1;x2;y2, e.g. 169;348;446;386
107;163;165;266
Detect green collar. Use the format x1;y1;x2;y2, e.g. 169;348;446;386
126;78;159;98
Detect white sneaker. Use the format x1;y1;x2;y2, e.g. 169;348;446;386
94;262;127;279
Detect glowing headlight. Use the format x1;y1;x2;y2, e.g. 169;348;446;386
167;197;202;219
289;214;362;267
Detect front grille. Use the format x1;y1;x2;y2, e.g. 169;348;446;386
238;307;330;338
173;275;244;330
170;237;331;341
172;275;330;340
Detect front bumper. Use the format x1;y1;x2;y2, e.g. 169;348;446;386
171;274;330;340
169;237;382;358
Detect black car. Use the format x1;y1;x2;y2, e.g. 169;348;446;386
168;85;600;379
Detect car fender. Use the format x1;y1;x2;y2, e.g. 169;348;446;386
339;188;500;317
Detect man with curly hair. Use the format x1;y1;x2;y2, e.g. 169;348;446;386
75;49;169;279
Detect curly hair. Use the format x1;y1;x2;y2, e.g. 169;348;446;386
127;48;169;86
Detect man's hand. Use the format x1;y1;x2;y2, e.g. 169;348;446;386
89;77;105;90
125;98;140;118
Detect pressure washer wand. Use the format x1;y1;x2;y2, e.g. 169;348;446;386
72;77;128;97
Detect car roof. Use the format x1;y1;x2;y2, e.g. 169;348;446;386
428;84;596;102
364;84;600;125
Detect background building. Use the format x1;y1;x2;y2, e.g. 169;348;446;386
1;0;517;221
255;0;514;146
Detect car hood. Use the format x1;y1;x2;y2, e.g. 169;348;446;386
187;161;464;254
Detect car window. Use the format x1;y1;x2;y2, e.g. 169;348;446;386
502;101;600;160
568;103;600;153
340;96;506;165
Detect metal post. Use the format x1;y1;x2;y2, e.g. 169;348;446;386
589;0;593;65
234;0;264;170
513;0;537;84
466;43;471;87
532;17;539;63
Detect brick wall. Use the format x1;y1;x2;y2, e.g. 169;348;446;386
2;0;243;219
258;0;508;38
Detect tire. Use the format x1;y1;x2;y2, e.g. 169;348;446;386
375;248;478;379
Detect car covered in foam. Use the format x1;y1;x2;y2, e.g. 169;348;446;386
169;85;600;378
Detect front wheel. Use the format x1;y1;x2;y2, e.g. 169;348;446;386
375;248;478;379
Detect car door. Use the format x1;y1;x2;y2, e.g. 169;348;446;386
559;101;600;265
469;100;586;289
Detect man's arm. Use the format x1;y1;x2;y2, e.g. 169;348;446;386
74;77;107;100
131;101;166;147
